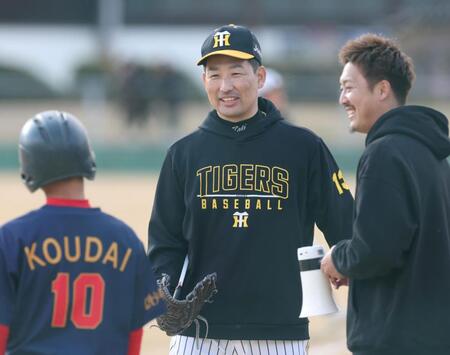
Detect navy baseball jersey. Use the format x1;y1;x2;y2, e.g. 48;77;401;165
0;199;165;355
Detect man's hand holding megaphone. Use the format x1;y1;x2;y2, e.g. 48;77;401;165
321;246;349;289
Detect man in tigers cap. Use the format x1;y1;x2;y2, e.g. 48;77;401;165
148;23;353;355
197;24;262;65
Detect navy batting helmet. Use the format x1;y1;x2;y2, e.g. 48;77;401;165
19;111;96;192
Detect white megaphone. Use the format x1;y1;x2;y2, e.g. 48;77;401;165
298;245;338;318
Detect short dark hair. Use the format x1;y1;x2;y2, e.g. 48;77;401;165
248;58;260;73
339;33;415;105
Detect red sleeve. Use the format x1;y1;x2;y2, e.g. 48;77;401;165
127;328;143;355
0;324;9;355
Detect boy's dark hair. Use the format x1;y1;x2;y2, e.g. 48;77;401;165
339;33;415;105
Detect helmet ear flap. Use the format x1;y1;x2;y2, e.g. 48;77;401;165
19;111;96;192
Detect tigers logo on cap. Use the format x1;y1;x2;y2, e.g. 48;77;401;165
197;24;262;66
213;31;231;48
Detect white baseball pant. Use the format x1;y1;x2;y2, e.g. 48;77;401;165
169;336;309;355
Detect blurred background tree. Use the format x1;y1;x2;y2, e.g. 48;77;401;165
0;0;448;170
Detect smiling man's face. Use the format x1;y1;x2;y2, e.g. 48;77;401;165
339;62;381;134
203;55;265;122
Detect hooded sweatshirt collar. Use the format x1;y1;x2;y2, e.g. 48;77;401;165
366;105;450;160
199;97;283;141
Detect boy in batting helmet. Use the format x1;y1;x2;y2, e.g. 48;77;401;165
0;111;165;355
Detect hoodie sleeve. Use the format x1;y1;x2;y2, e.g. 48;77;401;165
148;148;188;285
332;144;418;279
309;138;354;245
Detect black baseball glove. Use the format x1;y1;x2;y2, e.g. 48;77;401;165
156;273;218;336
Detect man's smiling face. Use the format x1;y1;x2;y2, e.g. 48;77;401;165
339;62;381;134
203;55;265;122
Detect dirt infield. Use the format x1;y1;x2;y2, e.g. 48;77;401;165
0;172;351;354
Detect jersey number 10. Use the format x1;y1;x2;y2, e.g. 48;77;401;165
51;273;105;329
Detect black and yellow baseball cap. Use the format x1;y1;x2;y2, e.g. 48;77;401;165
197;24;262;66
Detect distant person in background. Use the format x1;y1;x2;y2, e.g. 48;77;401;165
118;63;153;127
154;63;183;127
258;67;288;114
0;111;165;355
321;34;450;355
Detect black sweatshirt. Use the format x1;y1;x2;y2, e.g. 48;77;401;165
149;98;353;340
332;105;450;355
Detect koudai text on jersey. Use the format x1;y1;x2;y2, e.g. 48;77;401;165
0;201;165;355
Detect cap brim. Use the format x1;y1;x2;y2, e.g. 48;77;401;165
197;50;254;65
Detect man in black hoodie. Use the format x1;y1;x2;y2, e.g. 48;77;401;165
148;24;354;355
321;34;450;355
